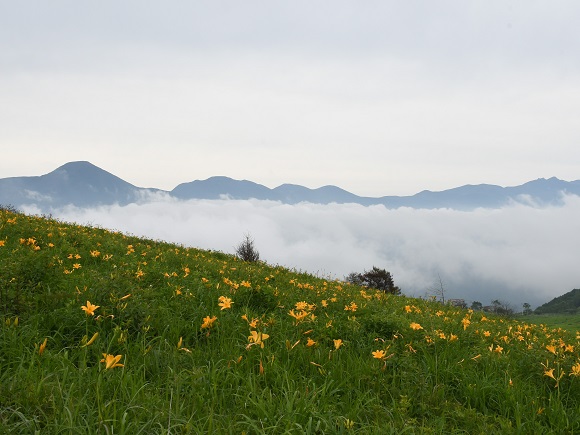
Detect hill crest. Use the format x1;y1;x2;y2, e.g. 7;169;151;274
534;288;580;314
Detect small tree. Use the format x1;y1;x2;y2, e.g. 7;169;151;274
429;273;446;304
235;234;260;262
470;301;483;311
522;302;533;315
491;299;514;317
346;266;401;295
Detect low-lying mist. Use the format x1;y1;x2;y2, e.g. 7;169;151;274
25;193;580;309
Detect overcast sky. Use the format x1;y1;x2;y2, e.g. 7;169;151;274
1;1;579;196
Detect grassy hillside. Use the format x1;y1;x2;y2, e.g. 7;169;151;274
535;288;580;315
519;314;580;334
1;208;580;434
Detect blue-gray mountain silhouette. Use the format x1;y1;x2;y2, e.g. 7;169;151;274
172;179;363;204
0;161;147;209
172;174;580;208
1;161;579;211
172;176;273;201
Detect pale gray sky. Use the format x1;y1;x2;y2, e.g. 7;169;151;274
1;1;579;196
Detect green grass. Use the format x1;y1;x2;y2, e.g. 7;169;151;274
519;314;580;333
1;208;580;434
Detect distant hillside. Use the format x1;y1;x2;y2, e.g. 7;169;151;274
535;288;580;314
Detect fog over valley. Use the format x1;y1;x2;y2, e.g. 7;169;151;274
22;193;580;309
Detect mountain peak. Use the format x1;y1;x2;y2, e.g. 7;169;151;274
49;160;106;176
57;160;95;168
45;161;136;187
0;161;141;208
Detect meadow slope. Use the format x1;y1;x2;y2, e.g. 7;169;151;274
1;208;579;434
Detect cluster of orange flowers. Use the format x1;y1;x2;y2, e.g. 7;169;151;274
218;295;233;310
400;301;580;389
6;210;578;393
343;301;358;312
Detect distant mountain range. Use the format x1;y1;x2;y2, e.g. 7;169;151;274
1;161;579;211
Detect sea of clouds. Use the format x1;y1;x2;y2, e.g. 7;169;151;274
23;193;580;309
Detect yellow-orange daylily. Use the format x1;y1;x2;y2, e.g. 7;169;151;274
333;339;343;350
248;318;259;328
544;368;556;380
247;330;269;349
201;315;217;329
288;309;309;323
242;314;259;328
344;302;358;312
461;318;471;330
81;301;100;316
409;322;423;331
295;301;309;310
218;296;233;310
569;362;580;377
100;353;124;369
372;350;386;360
39;338;48;355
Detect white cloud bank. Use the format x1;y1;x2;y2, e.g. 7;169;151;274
27;195;580;309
